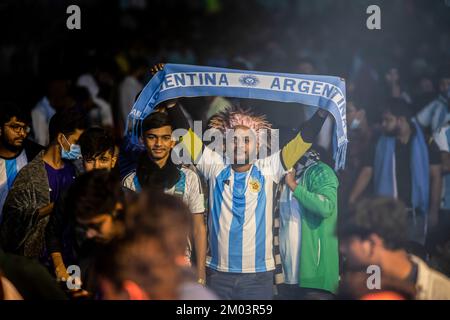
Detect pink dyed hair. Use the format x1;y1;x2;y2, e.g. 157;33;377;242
208;106;273;151
208;106;272;132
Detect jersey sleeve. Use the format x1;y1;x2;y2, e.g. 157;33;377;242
433;127;450;152
256;151;286;184
196;145;223;181
184;169;206;214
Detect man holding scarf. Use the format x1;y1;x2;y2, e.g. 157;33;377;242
168;105;326;299
350;98;441;245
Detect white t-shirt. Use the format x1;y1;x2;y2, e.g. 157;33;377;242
122;166;205;214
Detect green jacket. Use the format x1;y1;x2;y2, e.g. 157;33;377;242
292;161;339;293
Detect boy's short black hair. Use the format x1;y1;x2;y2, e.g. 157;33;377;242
0;102;31;127
141;112;173;133
79;127;115;160
48;108;87;143
338;197;409;250
66;170;123;221
71;86;92;103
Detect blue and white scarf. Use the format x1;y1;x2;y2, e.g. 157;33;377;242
126;64;347;170
373;120;430;215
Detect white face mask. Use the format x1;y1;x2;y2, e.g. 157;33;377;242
350;118;361;130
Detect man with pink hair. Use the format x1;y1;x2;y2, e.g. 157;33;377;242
173;104;327;299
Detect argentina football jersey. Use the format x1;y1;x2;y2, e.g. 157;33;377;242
0;150;28;221
198;146;286;273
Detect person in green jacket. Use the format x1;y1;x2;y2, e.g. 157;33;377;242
277;150;339;299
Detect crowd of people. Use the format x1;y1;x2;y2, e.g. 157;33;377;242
0;0;450;301
0;66;449;300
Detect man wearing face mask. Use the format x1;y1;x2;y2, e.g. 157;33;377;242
0;108;86;258
338;98;375;214
46;127;118;283
0;104;44;222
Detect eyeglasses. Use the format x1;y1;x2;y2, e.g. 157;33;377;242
7;124;31;134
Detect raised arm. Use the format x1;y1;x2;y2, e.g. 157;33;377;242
281;110;328;170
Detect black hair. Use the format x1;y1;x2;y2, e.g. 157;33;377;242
437;66;450;81
48;108;87;143
347;94;367;112
0;102;31;126
382;98;415;121
141;112;173;133
337;197;409;250
298;57;315;68
79;127;115;160
129;56;148;73
127;190;193;256
71;86;92;103
66;170;123;221
93;231;180;299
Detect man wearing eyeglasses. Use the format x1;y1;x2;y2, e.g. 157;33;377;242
0;104;43;222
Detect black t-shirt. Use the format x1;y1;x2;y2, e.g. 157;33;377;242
363;131;441;208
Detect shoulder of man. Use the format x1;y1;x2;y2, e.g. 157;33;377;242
180;165;203;189
23;139;45;161
12;151;46;185
307;162;338;185
411;255;450;300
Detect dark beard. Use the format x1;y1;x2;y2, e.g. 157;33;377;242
0;136;22;154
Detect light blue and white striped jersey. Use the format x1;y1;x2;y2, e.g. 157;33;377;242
417;95;449;134
278;181;302;284
197;147;286;273
433;125;450;209
0;150;28;221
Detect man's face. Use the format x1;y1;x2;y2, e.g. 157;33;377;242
381;112;398;136
340;237;376;271
143;126;175;161
60;129;84;151
77;211;118;244
0;117;30;150
229;126;257;165
83;150;116;172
